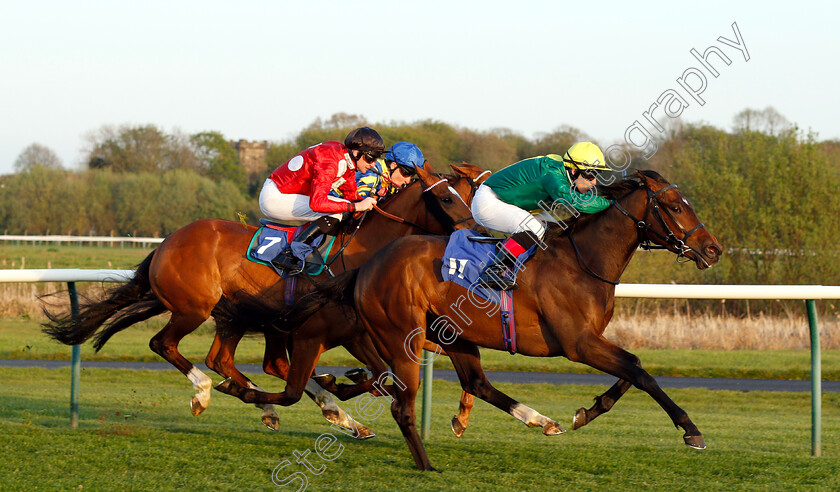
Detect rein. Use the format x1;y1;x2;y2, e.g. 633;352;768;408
571;182;708;285
371;176;474;232
328;175;477;270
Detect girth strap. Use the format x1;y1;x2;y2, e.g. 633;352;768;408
500;289;517;354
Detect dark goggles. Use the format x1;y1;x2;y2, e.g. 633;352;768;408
360;151;382;163
395;164;416;177
564;156;601;180
578;168;600;180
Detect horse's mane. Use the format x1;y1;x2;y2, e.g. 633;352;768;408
542;169;668;240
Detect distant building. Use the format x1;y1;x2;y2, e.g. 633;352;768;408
233;139;268;177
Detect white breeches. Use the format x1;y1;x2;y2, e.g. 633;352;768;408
470;184;546;239
258;180;346;222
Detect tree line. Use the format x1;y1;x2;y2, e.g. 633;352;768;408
3;109;840;308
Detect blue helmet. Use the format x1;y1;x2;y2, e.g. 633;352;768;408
384;142;424;169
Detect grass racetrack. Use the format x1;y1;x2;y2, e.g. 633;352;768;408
1;366;838;490
3;244;839;489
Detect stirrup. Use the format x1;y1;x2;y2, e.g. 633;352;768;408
271;250;304;275
477;265;518;291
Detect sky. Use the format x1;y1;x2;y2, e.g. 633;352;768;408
2;0;838;173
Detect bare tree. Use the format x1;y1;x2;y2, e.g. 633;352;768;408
83;124;199;172
733;107;791;135
13;143;64;172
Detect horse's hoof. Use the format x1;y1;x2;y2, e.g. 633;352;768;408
353;424;376;440
684;433;706;450
214;378;236;395
450;416;466;438
542;420;566;436
312;373;337;388
572;408;587;430
190;396;207;416
262;414;281;431
344;368;369;383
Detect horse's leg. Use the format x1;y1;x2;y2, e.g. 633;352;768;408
416;340;477;439
312;331;394;400
361;315;434;470
572;379;632;430
572;332;705;449
216;324;376;439
451;392;475;438
445;339;564;436
387;357;435;471
215;335;325;406
281;330;376;440
148;313;214;416
205;332;281;431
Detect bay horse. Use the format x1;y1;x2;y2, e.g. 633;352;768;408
219;170;722;470
43;162;488;437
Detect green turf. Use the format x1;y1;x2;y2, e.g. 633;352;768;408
0;367;837;490
3;317;838;381
0;244;154;269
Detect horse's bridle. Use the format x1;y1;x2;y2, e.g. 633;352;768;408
612;184;707;264
372;175;475;232
570;181;709;285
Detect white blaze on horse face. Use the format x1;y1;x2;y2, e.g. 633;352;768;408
510;403;551;428
447;185;469;208
187;366;213;408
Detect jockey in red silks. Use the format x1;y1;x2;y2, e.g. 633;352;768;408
258;127;384;271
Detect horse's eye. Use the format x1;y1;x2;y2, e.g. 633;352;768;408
671;206;681;213
442;197;453;204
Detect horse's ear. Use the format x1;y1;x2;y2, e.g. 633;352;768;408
637;169;657;188
450;163;469;177
415;161;435;186
450;162;486;179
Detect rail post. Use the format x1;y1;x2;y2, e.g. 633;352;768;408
68;282;81;429
806;299;821;456
421;350;433;440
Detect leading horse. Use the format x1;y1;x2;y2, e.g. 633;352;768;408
43;162;487;437
221;170;722;470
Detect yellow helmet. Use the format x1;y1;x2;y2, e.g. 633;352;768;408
563;142;609;171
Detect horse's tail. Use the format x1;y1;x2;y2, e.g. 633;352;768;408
42;251;166;350
214;269;360;337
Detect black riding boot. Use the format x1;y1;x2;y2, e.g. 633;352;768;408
477;247;519;290
271;216;341;273
476;231;539;291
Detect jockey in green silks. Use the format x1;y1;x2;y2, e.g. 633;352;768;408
471;141;611;290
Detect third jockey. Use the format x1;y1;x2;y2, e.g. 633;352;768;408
258;127;385;272
331;141;426;199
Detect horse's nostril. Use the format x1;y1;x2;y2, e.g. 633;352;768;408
706;245;722;258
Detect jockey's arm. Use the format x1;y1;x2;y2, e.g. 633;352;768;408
309;160;357;213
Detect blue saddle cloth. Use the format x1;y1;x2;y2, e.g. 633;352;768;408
440;229;535;304
247;223;329;277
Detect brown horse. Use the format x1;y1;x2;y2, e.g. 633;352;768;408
219;170;722;470
43;162;487;437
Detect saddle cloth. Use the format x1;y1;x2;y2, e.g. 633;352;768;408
440;229;536;304
247;221;333;277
